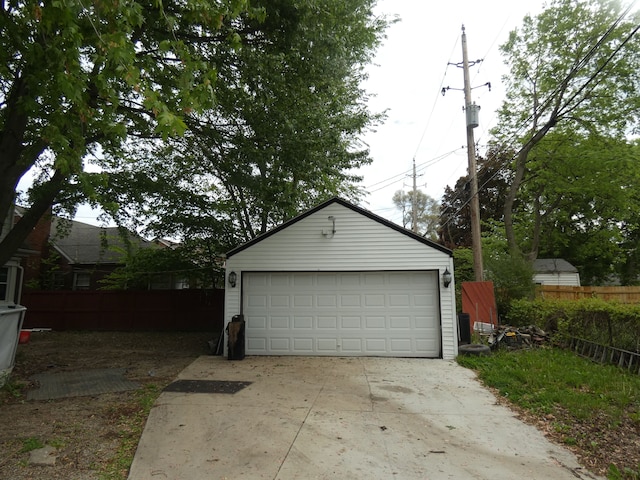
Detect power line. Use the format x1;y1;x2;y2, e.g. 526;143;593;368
412;35;460;160
365;148;462;194
440;12;639;231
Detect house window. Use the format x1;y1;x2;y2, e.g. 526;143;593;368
0;267;8;301
73;272;91;290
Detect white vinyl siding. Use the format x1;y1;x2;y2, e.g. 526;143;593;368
534;273;581;286
224;202;458;360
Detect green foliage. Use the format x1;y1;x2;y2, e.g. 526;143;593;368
20;437;44;453
439;152;513;249
100;384;161;480
1;0;264;265
458;347;640;478
452;248;474;311
100;243;219;290
608;463;640;480
93;0;390;244
1;377;24;398
492;0;640;262
458;348;640;420
484;253;535;315
506;298;640;352
392;189;440;239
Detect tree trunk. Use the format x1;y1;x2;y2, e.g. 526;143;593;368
0;170;67;267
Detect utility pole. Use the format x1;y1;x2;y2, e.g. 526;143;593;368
442;25;489;282
461;25;484;282
411;157;418;233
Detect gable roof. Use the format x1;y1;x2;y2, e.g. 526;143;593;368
533;258;579;274
51;217;152;265
227;197;452;258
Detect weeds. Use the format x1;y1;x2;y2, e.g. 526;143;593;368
457;348;640;421
609;464;640;480
20;437;44;453
1;377;24;398
98;384;161;480
457;347;640;479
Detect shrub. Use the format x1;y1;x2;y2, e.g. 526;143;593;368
505;298;640;352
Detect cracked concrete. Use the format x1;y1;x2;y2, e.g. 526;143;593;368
128;356;602;480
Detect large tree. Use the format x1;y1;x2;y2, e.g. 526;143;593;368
494;0;640;259
1;0;388;265
102;0;387;246
0;0;264;266
438;151;512;249
392;189;439;239
527;134;640;284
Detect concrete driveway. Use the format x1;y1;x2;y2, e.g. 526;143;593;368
128;356;601;480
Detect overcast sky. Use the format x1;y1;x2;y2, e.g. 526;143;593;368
60;0;548;227
357;0;547;225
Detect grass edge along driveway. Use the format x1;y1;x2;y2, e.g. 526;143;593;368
457;347;640;480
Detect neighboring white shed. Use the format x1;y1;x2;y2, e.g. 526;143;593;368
533;258;581;286
223;198;457;360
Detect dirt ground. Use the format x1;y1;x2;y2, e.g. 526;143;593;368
1;332;638;479
0;330;217;480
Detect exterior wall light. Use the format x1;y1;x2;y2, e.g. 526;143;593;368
228;271;237;288
442;268;452;288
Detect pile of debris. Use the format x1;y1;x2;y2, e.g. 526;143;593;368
487;325;549;350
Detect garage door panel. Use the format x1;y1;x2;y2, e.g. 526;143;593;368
293;338;313;352
294;295;313;307
415;315;435;328
340;295;361;307
248;295;267;307
318;316;337;329
389;294;410;306
416;337;439;352
293;274;314;286
243;271;440;357
270;295;290;307
390;338;412;352
341;316;362;329
270;274;290;286
364;273;385;285
293;316;313;329
341;338;363;352
390;316;411;329
318;295;337;307
248;316;267;329
414;294;432;307
317;275;338;286
365;294;385;307
247;337;267;351
270;316;289;329
365;338;387;353
317;338;338;351
270;337;290;352
365;316;386;329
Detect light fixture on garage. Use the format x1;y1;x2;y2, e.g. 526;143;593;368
322;216;336;237
228;271;237;288
442;268;452;288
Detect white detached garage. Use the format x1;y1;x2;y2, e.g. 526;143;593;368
223;198;458;360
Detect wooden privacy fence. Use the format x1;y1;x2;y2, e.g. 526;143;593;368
538;285;640;303
20;289;225;331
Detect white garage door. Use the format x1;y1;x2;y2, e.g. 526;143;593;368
242;271;441;357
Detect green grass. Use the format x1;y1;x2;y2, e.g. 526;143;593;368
98;384;161;480
457;347;640;421
458;347;640;479
20;437;44;453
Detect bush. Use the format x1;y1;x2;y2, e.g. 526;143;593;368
506;298;640;352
